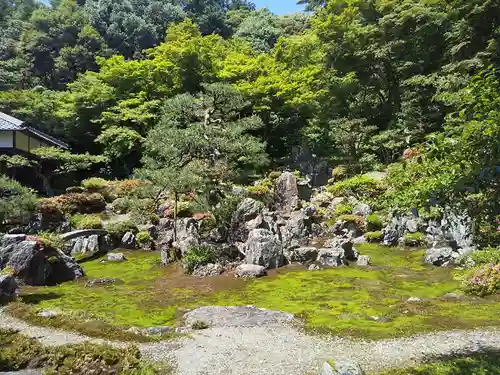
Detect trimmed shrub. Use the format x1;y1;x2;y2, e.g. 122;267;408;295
110;179;151;199
402;232;425;247
70;214;103;230
337;214;365;228
463;264;500;297
37;231;64;250
0;176;39;228
327;175;385;199
469;248;500;266
43;193;106;215
182;246;215;274
81;177;110;191
176;201;195;218
65;186;85;194
136;231;153;247
111;197;133;214
247;178;274;203
365;231;383;243
267;171;282;181
331;165;348;181
107;221;138;243
366;214;383;231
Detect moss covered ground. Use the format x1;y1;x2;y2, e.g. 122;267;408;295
374;350;500;375
8;245;500;340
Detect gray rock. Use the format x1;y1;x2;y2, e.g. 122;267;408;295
0;275;18;298
1;234;26;247
357;255;370;266
324;237;358;260
142;326;173;336
352;203;372;217
0;241;83;286
281;211;312;255
424;247;455;267
332;219;363;238
297;177;313;201
120;232;136;249
229;198;265;244
383;228;399;246
183;305;294;328
290;247;319;263
317;248;345;267
0;371;44;375
303;206;316;217
244;229;283;269
443;292;460;299
311;191;335;208
321;360;364;375
37;310;60;318
234;264;267;278
406;219;419;233
85;278;121;287
275;172;299;213
106;252;126;262
308;264;320;271
407;297;422;303
192;263;224;277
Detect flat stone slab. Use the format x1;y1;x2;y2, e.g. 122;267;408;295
183;306;295;328
60;229;108;242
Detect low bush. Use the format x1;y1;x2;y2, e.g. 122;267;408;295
36;231;64;250
136;231;153;247
182;246;215;274
366;214;383;231
43;193;106;215
463;263;500;297
327;175;385;199
81;177;110;191
65;186;85;194
331;165;348;181
111;197;133;214
335;203;352;215
247;178;274;203
110;179;152;199
469;248;500;266
365;231;383;243
176;201;195;218
107;220;138;243
337;214;365;228
70;214;103;229
402;232;425;247
0;176;39;229
0;328;166;374
267;171;282;181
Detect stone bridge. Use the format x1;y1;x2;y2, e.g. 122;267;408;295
60;229;108;242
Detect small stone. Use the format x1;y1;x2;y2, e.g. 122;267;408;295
142;326;174;336
234;264;267;278
38;310;59;318
356;255;370;266
308;264;320;271
106;253;126;262
85;278;121;288
443;292;460;299
407;297;422;303
175;327;192;334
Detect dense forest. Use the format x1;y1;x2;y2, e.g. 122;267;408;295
2;0;500;245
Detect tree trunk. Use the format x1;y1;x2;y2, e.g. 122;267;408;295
39;173;54;197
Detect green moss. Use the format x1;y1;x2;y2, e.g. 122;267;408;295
375;351;500;375
0;328;170;374
365;231;383;243
366;214;383;231
327;175;385;199
10;246;500;341
335;204;353;215
402;232;425;247
136;231;153;246
70;214;103;229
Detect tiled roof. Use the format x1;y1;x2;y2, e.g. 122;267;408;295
0;111;68;149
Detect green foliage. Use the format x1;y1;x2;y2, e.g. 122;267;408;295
136;231;153;247
337;214;365;229
0;328;169;373
212;194;243;235
402;232;426;247
43;193;106;215
247;178;274;203
0;176;38;229
191;320;210;330
462;264;500;297
327;175;384;200
107;220;138;243
37;232;64;250
81;177;109;191
182;246;215;274
469;248;500;267
365;231;383;243
335;204;352;215
366;214;383;231
377;352;500;375
70;214;103;230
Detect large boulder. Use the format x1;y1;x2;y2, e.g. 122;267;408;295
1;234;26;247
244;229;284;269
424;247;456;267
120;232;136;249
0;274;18;299
192;263;224;277
281;211;313;259
0;240;83;285
289;247;320;263
317;249;346;267
324;237;358;260
275;172;299;213
234;264;267;278
229;198;265;244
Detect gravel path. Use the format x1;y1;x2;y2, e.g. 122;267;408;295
2;308;500;375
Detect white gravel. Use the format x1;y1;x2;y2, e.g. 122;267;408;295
2;309;500;375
